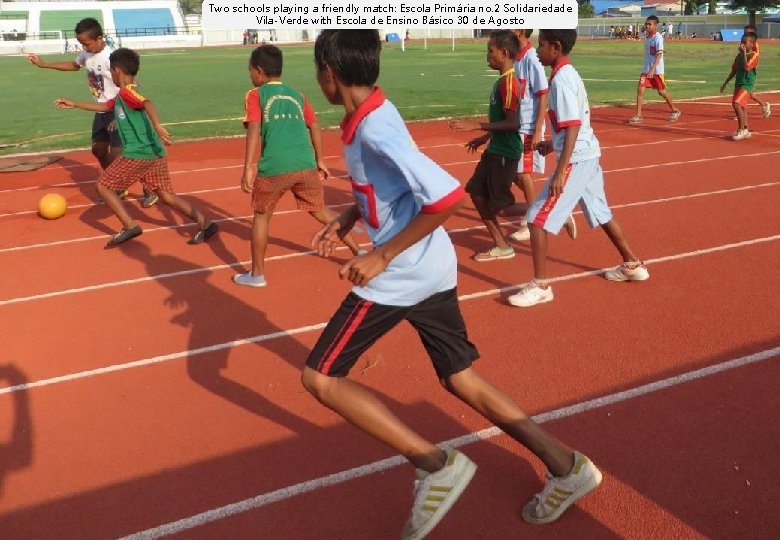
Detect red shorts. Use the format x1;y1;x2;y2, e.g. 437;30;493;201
732;87;751;107
639;73;666;91
98;156;172;192
251;168;324;213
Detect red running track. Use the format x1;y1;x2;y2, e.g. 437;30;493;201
0;95;778;539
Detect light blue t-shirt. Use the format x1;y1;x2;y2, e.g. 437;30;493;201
547;60;601;163
340;87;465;306
643;32;665;74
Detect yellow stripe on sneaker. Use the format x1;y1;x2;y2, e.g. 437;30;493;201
422;505;438;512
426;495;446;502
429;485;451;492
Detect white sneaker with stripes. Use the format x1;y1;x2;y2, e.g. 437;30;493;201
522;451;602;524
402;449;476;540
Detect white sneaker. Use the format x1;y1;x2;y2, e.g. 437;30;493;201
402;449;477;540
507;280;554;307
509;225;530;242
233;272;267;287
762;102;771;118
522;451;602;524
563;214;577;240
473;245;515;262
732;128;751;141
604;262;650;282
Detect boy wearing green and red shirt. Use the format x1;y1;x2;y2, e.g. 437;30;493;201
721;32;761;140
56;48;217;247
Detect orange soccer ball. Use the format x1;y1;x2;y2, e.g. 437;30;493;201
38;193;68;220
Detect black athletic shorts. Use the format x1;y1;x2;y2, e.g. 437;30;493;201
92;111;121;148
307;288;479;379
465;151;518;212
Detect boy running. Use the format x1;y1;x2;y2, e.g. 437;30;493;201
234;45;361;288
29;18;157;207
55;48;217;247
304;30;601;540
627;16;681;124
509;29;649;308
741;24;771;118
720;32;760;140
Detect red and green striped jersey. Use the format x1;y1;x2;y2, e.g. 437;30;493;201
106;85;166;160
486;70;523;160
733;50;758;91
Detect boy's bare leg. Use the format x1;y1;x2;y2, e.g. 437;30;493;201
515;173;536;203
97;184;136;229
157;190;208;229
92;141;112;170
472;196;511;249
250;211;272;276
443;368;573;476
658;88;679;113
302;368;447;472
310;207;361;255
601;219;640;262
634;86;646;117
734;103;747;130
529;223;549;280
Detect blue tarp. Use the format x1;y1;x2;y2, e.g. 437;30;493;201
721;29;743;42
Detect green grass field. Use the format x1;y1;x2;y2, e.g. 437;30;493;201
1;39;777;155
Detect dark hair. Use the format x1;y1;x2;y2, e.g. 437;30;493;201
490;29;519;57
538;29;577;55
744;24;757;32
74;17;103;39
109;48;140;76
314;30;380;86
743;31;758;42
646;15;660;24
250;44;283;77
516;28;533;38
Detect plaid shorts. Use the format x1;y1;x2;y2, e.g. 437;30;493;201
252;168;324;213
98;156;173;192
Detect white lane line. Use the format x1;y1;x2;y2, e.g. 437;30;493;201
3;127;775;196
1;182;778;306
1;182;778;304
1;233;778;396
120;346;780;539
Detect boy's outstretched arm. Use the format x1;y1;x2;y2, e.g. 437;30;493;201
241;121;261;193
29;55;80;71
55;98;110;112
307;120;329;180
321;197;464;287
142;100;172;145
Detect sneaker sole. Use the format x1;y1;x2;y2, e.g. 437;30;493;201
509;231;530;242
474;252;515;262
405;458;477;540
605;272;650;282
522;464;603;525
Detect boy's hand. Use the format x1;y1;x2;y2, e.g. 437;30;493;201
550;170;567;197
55;98;74;109
338;251;387;286
317;160;330;182
534;140;554;156
313;212;358;257
449;120;481;132
719;82;727;93
27;54;43;67
240;171;254;193
155;126;172;145
532;129;544;149
465;133;490;153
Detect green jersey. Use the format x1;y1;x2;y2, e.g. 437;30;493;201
108;85;166;160
486;70;523;160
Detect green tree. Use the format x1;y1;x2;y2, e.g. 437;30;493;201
578;0;595;18
729;0;779;24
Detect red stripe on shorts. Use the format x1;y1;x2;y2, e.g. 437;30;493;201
522;134;534;174
319;299;373;375
532;164;572;228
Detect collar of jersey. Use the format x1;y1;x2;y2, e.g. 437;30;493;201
515;43;533;61
549;57;572;82
341;86;385;144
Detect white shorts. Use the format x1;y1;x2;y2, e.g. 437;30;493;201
526;158;613;234
517;133;546;175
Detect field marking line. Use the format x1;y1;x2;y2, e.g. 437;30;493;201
3;140;780;219
1;181;778;304
1;176;778;259
1;233;778;397
116;344;777;538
